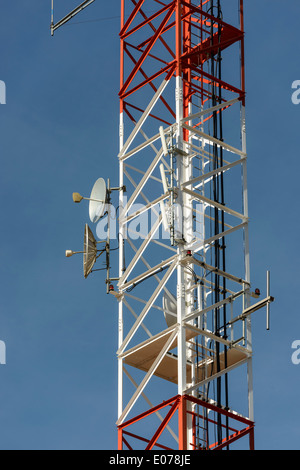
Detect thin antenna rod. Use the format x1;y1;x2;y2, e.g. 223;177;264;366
51;0;96;36
266;270;270;330
51;0;54;36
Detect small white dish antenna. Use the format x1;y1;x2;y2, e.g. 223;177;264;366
89;178;107;224
162;292;177;328
83;223;99;278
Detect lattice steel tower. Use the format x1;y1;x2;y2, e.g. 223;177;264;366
61;0;274;451
112;0;274;451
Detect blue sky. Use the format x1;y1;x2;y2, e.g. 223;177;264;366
0;0;299;450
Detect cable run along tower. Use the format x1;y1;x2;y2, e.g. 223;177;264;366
60;0;274;451
115;0;273;451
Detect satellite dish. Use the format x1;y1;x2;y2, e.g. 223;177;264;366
83;224;98;278
162;292;177;328
89;178;107;224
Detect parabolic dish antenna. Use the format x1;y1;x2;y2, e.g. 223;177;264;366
89;177;107;224
162;292;177;328
83;223;98;278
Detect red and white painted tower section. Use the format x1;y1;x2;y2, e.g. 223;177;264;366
115;0;272;450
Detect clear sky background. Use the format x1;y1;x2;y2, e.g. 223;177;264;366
0;0;299;450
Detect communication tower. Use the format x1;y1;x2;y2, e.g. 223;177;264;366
62;0;274;450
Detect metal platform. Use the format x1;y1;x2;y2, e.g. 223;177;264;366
121;324;250;387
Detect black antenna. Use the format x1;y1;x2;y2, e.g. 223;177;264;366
51;0;96;36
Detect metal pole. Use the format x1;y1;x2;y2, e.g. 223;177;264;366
241;100;254;424
51;0;54;36
118;0;125;421
266;270;270;330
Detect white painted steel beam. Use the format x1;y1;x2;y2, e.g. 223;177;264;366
125;163;162;183
184;357;250;396
123;193;169;225
181;157;246;189
180;97;240;124
119;77;171;160
119;254;177;291
184;289;244;323
182;256;250;286
117;328;178;425
118;260;177;354
187;221;248;253
182;187;248;222
123;366;179;443
123;298;153;339
118;215;162;287
121;149;165;218
183;323;251;356
182;124;247;157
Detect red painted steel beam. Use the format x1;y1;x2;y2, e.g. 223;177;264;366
186;409;239;435
118;426;123;450
145;397;180;450
188;64;245;98
185;395;254;427
210;425;255;451
120;3;175;97
123;43;176;118
120;62;176;100
132;0;176;59
175;0;182;77
118;395;180;431
120;0;125;113
121;3;173;40
118;394;254;451
181;25;244;67
122;435;134;450
137;9;191;51
120;0;146;37
240;0;246;105
123;430;173;450
124;101;173;126
178;395;187;450
181;0;239;32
